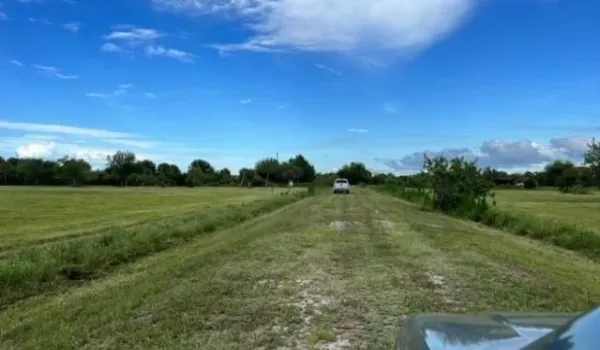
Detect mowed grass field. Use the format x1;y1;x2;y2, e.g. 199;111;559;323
493;188;600;229
1;187;600;349
0;186;281;248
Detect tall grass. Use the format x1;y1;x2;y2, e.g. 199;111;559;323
0;190;309;308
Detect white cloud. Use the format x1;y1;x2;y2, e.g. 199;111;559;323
315;64;341;76
383;102;398;114
85;92;110;99
104;27;162;41
153;0;475;58
347;128;369;133
144;93;157;99
17;142;56;158
33;64;79;79
10;60;24;67
62;21;81;32
278;104;286;109
145;45;194;62
0;120;137;139
86;83;134;99
102;138;157;149
101;42;123;53
240;98;252;104
29;17;52;25
376;136;597;173
0;9;7;21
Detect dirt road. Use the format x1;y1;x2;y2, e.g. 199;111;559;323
1;189;599;349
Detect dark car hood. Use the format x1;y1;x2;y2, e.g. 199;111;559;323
394;312;578;350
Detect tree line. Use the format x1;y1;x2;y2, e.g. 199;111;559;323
0;138;598;189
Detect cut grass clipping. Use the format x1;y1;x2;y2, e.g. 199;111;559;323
0;191;309;308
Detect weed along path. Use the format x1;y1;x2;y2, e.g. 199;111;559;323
2;189;600;349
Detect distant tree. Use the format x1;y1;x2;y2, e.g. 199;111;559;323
557;167;578;193
0;157;12;185
106;151;137;186
188;159;215;174
16;158;45;185
57;156;92;186
544;160;575;187
337;162;372;185
584;138;600;186
157;163;182;186
255;158;280;186
137;159;157;175
238;167;256;187
288;154;316;183
523;177;537;189
218;168;232;185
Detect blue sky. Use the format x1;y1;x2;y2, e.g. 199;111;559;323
1;0;599;173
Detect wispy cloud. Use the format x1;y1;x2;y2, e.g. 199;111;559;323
29;17;52;25
240;98;252;104
144;93;157;99
101;42;123;53
104;27;162;41
153;0;475;60
383;102;398;114
85;92;110;99
277;104;286;109
315;64;341;76
62;21;81;32
347;128;369;133
145;45;194;62
10;60;24;67
85;83;134;99
0;120;137;138
0;8;7;21
33;64;79;79
101;26;194;63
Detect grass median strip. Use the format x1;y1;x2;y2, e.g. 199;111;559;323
0;191;308;308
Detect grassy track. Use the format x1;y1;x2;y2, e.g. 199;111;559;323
493;189;600;229
1;188;599;349
0;186;278;248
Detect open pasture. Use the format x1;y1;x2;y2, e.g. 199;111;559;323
0;186;279;248
492;188;600;229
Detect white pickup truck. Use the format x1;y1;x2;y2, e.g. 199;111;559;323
332;178;350;194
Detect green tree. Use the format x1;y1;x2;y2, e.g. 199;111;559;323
157;163;182;186
16;158;45;185
255;158;280;186
106;151;137;186
584;137;600;186
0;157;13;185
337;162;372;185
288;154;316;183
57;156;92;186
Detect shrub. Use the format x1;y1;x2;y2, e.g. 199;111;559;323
422;155;493;215
523;177;537;189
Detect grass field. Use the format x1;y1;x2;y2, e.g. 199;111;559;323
0;186;281;248
1;187;599;349
493;188;600;229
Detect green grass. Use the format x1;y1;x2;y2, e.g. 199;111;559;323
493;189;600;229
1;189;599;349
0;186;283;248
0;188;308;308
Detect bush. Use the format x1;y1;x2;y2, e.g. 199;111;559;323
523;177;537;189
378;155;600;264
422;156;493;215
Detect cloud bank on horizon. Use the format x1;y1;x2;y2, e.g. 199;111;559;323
1;0;599;173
